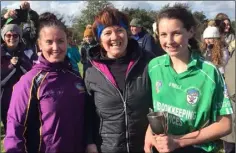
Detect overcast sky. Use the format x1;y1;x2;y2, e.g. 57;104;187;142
1;1;235;26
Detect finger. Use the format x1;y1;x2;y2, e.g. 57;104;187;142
144;143;152;153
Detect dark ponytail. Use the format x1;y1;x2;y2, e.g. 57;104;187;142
37;12;67;38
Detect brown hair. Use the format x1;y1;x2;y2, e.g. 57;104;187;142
92;7;129;41
156;3;200;52
38;12;67;39
200;39;224;66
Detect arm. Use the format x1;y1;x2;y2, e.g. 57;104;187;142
84;74;98;153
1;9;17;27
153;115;232;153
175;115;231;147
4;76;33;152
222;48;230;67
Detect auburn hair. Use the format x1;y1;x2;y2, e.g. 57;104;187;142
92;7;129;41
200;38;224;66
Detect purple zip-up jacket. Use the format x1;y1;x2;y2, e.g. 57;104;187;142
4;55;85;153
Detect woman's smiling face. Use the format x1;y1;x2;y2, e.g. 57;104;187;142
100;25;128;59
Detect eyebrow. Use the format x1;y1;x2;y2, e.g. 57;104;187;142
160;29;181;33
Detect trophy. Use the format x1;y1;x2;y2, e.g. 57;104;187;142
147;108;168;134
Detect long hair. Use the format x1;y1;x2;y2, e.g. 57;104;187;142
200;38;224;66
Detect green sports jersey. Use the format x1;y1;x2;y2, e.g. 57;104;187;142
148;51;233;152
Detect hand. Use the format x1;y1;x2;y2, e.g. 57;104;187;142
144;126;158;153
20;1;30;10
10;57;19;65
86;144;98;153
154;134;180;153
3;9;17;19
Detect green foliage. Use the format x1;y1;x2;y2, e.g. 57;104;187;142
193;11;207;24
72;0;113;41
121;7;157;33
231;20;236;32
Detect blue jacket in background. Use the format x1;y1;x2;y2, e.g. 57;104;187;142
131;30;164;57
66;45;81;72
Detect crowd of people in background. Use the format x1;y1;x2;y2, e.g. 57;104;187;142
1;1;235;153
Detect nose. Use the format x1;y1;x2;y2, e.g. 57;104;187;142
52;42;59;50
110;31;118;40
166;34;174;44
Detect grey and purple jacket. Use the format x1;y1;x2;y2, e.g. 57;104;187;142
1;43;38;129
4;55;85;153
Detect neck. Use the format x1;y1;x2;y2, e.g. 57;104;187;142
106;49;127;59
170;50;190;74
6;46;17;52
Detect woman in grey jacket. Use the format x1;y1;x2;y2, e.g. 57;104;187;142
84;7;155;153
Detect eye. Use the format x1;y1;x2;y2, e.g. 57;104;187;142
58;39;65;43
174;32;181;35
46;40;53;44
104;32;111;36
117;28;124;33
160;33;167;37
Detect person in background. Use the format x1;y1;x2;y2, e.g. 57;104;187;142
84;7;154;153
201;26;229;78
1;1;39;53
66;29;81;72
215;13;235;54
1;24;37;130
4;12;85;153
145;4;233;153
152;22;165;56
130;18;162;56
80;25;98;77
221;39;235;153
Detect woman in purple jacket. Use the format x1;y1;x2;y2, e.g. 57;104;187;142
4;12;85;153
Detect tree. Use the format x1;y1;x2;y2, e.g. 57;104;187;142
231;20;236;32
122;7;157;34
193;11;207;24
72;0;113;41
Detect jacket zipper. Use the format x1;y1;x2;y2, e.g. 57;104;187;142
90;56;140;153
123;57;140;153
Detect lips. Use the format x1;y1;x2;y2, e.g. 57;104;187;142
165;45;179;51
110;41;121;47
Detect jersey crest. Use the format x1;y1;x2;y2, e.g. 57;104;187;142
156;80;162;93
75;82;85;93
186;88;200;105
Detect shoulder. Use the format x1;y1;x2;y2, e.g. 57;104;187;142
148;54;167;69
14;69;42;90
197;56;223;83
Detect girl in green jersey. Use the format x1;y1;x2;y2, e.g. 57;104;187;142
144;4;233;153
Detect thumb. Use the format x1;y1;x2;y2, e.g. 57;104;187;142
144;143;152;153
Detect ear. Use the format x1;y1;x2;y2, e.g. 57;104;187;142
37;39;42;50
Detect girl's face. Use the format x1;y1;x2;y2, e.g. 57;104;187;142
38;26;67;63
84;36;93;44
100;25;128;59
204;38;214;45
224;19;231;33
158;18;193;58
